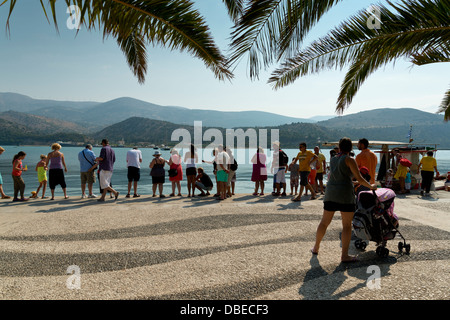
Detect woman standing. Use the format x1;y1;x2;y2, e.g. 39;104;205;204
0;146;11;199
312;138;376;263
11;151;28;201
46;143;69;200
150;150;166;198
184;144;198;197
417;151;439;196
251;147;268;196
167;149;183;196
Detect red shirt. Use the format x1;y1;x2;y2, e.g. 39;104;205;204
356;149;378;184
12;159;22;177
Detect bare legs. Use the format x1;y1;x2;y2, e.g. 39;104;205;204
312;210;356;262
171;181;181;196
253;180;265;195
187;176;196;197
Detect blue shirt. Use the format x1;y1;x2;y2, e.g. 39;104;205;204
78;149;97;173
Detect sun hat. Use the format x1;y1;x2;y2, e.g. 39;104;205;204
153;150;161;156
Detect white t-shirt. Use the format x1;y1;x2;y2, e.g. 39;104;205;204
126;149;142;168
216;151;230;169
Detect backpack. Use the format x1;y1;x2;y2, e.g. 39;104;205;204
230;159;238;171
279;150;289;166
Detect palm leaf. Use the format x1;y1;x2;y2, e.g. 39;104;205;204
222;0;246;23
229;0;343;79
1;0;233;82
269;0;450;114
438;87;450;121
116;29;148;84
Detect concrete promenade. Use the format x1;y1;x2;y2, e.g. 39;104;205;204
0;187;449;300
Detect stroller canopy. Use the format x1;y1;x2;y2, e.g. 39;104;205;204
358;188;397;219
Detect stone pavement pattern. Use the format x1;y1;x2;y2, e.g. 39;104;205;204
0;191;449;300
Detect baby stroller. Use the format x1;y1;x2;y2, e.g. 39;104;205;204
352;188;410;257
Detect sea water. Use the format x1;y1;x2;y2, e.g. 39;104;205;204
1;146;449;197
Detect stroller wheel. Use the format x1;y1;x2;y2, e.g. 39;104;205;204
405;244;411;255
376;246;389;258
355;239;367;251
361;242;367;250
398;241;404;252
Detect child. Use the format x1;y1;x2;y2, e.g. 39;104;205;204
445;172;450;192
12;151;29;202
355;166;371;196
288;158;299;196
405;168;411;194
385;168;394;189
31;155;48;199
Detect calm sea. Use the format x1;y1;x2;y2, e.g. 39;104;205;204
1;146;449;197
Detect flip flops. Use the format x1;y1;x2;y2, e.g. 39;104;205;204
341;256;359;263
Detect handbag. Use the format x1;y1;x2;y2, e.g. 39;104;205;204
168;168;178;177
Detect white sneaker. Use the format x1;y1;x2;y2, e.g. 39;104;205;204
88;194;97;198
81;194;87;199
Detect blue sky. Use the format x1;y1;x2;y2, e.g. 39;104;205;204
0;0;448;118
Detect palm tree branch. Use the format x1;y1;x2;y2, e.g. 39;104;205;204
229;0;344;79
269;0;450;92
438;87;450;121
116;29;148;84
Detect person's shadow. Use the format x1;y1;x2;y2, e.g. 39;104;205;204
298;252;397;299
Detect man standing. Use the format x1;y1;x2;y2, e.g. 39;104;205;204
314;146;327;195
292;142;318;202
271;141;288;196
96;139;119;202
126;147;142;198
356;138;378;184
78;144;97;199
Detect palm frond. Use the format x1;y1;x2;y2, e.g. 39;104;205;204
438;87;450;121
116;29;148;84
229;0;343;79
411;43;450;65
269;0;450;114
1;0;233;82
222;0;246;23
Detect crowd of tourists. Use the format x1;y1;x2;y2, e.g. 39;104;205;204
0;138;441;203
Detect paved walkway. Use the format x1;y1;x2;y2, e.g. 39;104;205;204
0;189;449;300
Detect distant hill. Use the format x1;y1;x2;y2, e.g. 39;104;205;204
0;111;87;134
0;92;98;112
94;117;195;146
0;120;87;146
316;108;449;148
317;108;445;128
93;117;344;149
1;93;449;148
0;93;314;129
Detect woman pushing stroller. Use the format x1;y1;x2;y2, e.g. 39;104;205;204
312;138;377;263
